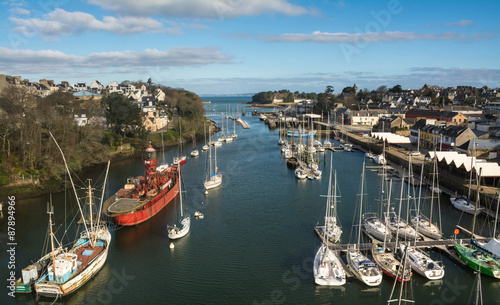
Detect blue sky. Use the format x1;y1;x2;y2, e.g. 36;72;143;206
0;0;499;95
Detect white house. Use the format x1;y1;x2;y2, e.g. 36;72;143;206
72;83;88;91
107;81;121;93
155;88;165;102
89;80;104;94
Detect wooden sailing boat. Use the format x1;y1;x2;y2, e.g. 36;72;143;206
347;160;383;286
168;166;190;239
35;133;111;298
15;196;64;294
204;125;222;190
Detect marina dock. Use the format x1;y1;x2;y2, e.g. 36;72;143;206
313;226;480;269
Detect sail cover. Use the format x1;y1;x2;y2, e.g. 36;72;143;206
482;238;500;257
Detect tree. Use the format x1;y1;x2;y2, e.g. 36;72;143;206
284;94;294;103
325;85;334;94
388;84;402;93
147;78;153;90
376;85;388;93
105;93;142;136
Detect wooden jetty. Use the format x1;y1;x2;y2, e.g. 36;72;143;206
313;227;484;269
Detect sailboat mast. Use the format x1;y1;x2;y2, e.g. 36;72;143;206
468;139;476;201
208;126;213;176
494;193;500;238
179;166;183;218
161;132;165;163
49;132;90;239
87;179;95;248
48;199;56;273
358;161;365;246
395;174;405;250
471;168;482;238
96;160;110;235
383;180;393;250
414;162;425;244
429;157;436;225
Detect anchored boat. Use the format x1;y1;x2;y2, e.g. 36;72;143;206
104;145;180;226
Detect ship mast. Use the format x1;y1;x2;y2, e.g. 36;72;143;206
49;132;90;240
48;197;56;275
87;179;94;248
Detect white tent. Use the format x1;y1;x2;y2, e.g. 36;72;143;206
371;132;411;144
428;151;500;178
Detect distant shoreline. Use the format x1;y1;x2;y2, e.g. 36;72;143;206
244;103;293;108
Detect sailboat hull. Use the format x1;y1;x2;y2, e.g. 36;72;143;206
36;247;109;298
35;228;111;298
313;244;346;286
455;242;500;278
204;174;222;190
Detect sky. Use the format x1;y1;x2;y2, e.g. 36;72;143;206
0;0;499;95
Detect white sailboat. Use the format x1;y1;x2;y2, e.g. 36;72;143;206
411;157;443;240
386;164;418;241
347;161;383;286
202;122;209;152
294;167;307;180
313;160;346;286
168;166;190;239
313;243;346;286
363;142;391;242
373;141;387;165
403;158;445;280
35;133;111;299
372;179;412;282
204;126;222;190
315;154;342;243
399;243;444;280
173;117;187;165
323;113;332;149
190;131;199;157
451;140;483;215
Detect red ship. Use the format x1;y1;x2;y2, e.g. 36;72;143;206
104;145;179;226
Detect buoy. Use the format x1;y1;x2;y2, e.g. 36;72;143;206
201;201;204;205
169;242;175;249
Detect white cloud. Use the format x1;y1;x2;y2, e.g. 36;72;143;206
9;7;30;15
0;47;233;74
9;8;167;38
426;19;475;28
87;0;314;19
253;30;495;43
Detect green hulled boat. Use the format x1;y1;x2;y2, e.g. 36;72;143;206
455;241;500;278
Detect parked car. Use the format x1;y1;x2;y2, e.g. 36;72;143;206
409;151;421;156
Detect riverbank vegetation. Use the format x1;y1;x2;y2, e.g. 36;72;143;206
0;81;205;196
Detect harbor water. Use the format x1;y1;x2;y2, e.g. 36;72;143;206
2;96;500;304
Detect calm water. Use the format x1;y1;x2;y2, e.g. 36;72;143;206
2;96;500;304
